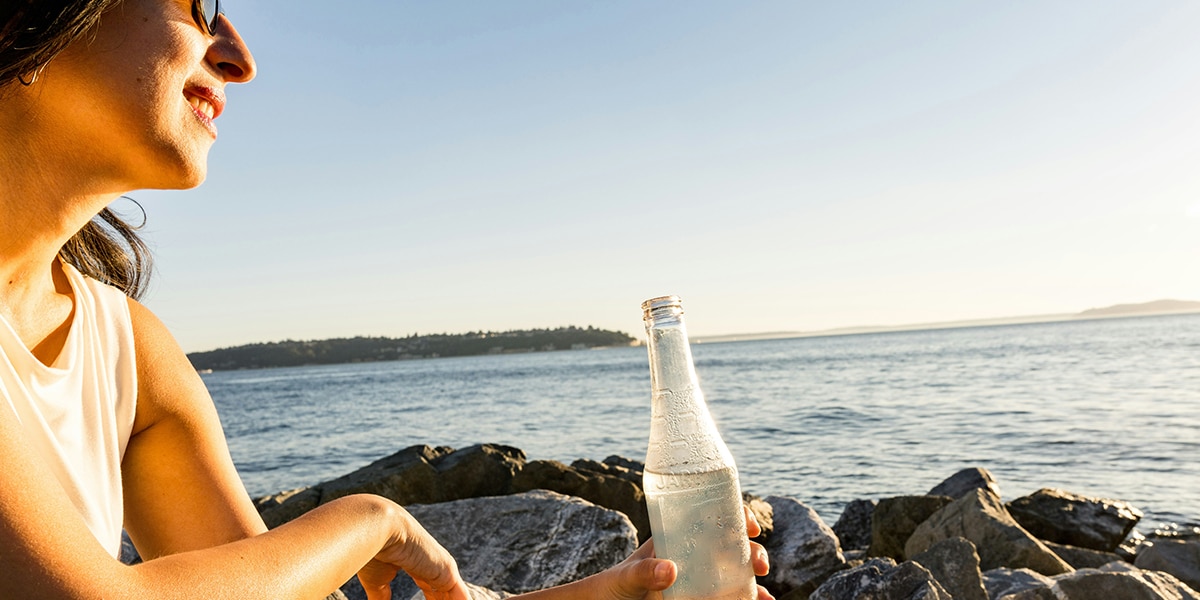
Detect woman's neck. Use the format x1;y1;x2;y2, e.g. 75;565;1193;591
0;107;126;296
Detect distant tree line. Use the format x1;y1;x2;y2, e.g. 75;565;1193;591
186;326;637;371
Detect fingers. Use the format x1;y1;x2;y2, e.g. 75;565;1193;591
743;504;762;538
750;540;770;576
629;557;677;593
757;584;777;599
611;541;677;597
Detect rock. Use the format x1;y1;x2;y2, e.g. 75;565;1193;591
340;491;637;600
909;537;988;600
1044;540;1123;569
928;468;1002;500
832;499;876;551
512;459;650;543
258;486;321;529
1052;564;1200;599
809;558;951;600
259;444;526;528
571;455;643;486
760;496;846;597
745;493;776;541
866;495;953;561
1006;488;1142;552
1001;588;1058;600
905;488;1073;576
1148;522;1200;542
1119;530;1152;562
1135;539;1200;591
119;530;141;565
981;568;1055;599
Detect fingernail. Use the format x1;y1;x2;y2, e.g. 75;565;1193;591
654;562;671;585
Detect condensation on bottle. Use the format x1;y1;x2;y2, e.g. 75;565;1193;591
642;295;755;600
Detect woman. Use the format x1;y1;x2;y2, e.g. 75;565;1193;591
0;1;772;598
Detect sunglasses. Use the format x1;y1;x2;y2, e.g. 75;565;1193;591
192;0;223;36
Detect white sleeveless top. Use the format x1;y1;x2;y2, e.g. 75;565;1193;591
0;263;137;558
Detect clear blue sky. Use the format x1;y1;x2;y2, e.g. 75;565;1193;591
131;1;1200;353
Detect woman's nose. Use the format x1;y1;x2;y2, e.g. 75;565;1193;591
207;15;257;83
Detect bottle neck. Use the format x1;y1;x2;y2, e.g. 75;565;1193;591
645;318;699;394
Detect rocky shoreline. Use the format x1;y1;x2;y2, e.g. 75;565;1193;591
128;443;1200;599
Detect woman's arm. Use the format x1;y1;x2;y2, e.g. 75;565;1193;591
0;300;469;600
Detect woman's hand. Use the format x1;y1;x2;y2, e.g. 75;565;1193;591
355;503;470;600
568;505;774;600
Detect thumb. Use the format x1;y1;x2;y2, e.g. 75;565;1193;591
616;557;677;596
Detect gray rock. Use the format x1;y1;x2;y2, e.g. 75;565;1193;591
1119;530;1152;562
832;499;877;551
259;444;526;528
512;459;650;543
761;495;846;598
340;490;637;600
745;493;776;541
909;537;988;600
928;468;1002;500
866;495;954;561
905;488;1073;576
1007;488;1142;552
571;455;643;486
982;568;1055;599
257;486;322;529
1001;588;1058;600
119;530;141;565
1135;539;1200;592
1052;565;1200;599
1148;522;1200;543
809;558;951;600
1044;539;1123;569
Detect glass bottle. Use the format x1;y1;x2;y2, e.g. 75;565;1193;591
642;295;755;600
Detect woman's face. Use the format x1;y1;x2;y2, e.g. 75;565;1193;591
30;0;256;191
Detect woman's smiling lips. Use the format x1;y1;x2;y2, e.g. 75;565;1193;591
184;85;225;134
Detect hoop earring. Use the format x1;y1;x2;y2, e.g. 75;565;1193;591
17;65;46;86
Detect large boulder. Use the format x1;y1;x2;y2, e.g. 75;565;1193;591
981;568;1055;599
1043;540;1123;569
571;455;644;486
341;491;638;600
1006;488;1142;552
259;444;527;528
905;488;1072;576
513;459;650;543
1052;563;1200;599
866;496;953;561
909;537;987;600
809;558;951;600
1135;539;1200;592
927;468;1002;500
759;496;846;597
832;499;877;551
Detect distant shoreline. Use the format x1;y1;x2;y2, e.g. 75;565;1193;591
691;304;1200;345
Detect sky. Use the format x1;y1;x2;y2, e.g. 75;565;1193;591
130;0;1200;353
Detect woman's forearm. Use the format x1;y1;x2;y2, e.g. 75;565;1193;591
122;494;399;600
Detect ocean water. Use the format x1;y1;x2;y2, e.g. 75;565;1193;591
206;313;1200;531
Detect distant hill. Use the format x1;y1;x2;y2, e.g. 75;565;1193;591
187;326;636;371
1076;299;1200;318
693;299;1200;345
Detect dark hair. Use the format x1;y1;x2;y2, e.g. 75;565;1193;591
2;0;153;299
